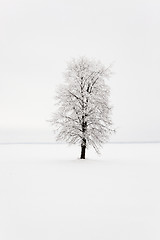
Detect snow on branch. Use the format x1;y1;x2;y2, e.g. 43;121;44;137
50;57;115;157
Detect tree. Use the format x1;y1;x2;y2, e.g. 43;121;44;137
51;57;115;159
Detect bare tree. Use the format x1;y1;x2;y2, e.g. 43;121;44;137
51;57;115;159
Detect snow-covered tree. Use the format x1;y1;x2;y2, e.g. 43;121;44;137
51;57;115;159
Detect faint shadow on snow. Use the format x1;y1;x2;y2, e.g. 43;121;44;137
36;158;150;167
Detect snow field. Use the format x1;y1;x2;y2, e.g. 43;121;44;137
0;143;160;240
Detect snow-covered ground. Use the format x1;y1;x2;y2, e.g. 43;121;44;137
0;143;160;240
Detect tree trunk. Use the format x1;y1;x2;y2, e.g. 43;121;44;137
80;138;86;159
80;144;86;159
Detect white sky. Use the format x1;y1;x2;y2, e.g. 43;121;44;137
0;0;160;142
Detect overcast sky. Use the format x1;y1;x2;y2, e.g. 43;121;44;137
0;0;160;143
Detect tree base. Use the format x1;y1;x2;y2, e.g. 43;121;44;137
80;145;86;159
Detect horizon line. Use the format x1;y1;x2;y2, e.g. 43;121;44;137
0;141;160;145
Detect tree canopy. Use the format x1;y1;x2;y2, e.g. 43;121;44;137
51;57;115;158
